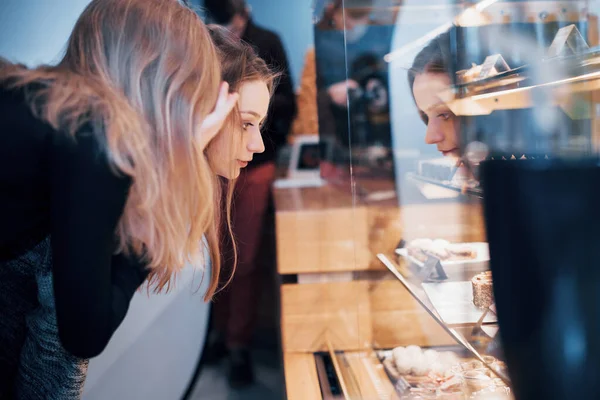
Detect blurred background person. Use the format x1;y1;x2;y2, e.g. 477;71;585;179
202;1;296;387
292;0;373;141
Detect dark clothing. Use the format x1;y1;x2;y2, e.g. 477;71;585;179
0;238;88;399
241;19;297;168
212;19;294;349
0;83;149;391
313;24;394;148
213;162;275;347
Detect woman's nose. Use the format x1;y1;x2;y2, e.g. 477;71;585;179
247;130;265;154
425;123;445;145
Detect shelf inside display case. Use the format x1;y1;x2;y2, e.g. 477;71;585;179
376;253;510;386
441;26;600;117
312;346;513;400
442;69;600;117
407;172;484;199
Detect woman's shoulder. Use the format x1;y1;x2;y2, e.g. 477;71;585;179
0;81;116;175
0;82;57;144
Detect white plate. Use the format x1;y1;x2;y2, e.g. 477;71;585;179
422;281;497;325
395;242;489;267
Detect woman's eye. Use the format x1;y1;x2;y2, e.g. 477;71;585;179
437;113;451;121
242;122;254;130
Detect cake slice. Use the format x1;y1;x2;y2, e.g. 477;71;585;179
472;270;494;309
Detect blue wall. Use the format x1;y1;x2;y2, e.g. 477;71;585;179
0;0;91;66
246;0;314;90
197;0;314;90
0;0;314;90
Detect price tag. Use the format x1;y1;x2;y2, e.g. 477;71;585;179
396;238;406;250
417;255;448;282
478;54;510;80
547;24;589;58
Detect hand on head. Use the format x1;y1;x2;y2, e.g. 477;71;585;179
197;82;239;149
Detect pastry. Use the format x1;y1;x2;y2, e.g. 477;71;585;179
390;347;462;379
411;355;429;376
392;346;407;361
447;244;478;260
406;238;478;262
406;239;432;263
472;271;494;309
423;349;440;365
429;239;451;259
457;63;483;84
404;345;422;359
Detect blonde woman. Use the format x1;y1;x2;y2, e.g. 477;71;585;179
0;0;237;398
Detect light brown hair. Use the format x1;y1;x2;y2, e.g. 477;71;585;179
206;25;278;291
0;0;225;300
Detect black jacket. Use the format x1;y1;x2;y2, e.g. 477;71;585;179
241;19;297;168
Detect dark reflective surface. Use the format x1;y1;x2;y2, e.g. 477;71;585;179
482;159;600;400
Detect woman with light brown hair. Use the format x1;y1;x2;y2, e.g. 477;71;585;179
0;0;238;398
204;24;279;388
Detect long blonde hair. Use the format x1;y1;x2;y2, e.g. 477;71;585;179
0;0;224;299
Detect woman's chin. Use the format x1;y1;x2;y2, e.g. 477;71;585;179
215;168;238;180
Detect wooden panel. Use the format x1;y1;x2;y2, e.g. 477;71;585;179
273;185;355;213
589;14;599;47
284;353;322;400
281;282;372;352
274;182;486;274
369;280;454;348
399;202;486;244
276;207;371;274
281;279;454;352
366;202;485;269
344;352;398;400
367;205;402;270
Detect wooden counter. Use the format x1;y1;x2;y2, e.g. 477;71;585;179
274;186;371;274
274;183;485;275
284;353;321;400
275;182;486;398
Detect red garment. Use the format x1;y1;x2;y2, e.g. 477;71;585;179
213;162;276;347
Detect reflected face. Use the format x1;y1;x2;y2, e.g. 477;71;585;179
412;72;460;158
207;80;269;179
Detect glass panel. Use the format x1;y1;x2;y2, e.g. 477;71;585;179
309;0;600;398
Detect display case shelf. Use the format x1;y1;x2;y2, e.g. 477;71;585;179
441;50;600;117
407;172;484;199
377;253;510;385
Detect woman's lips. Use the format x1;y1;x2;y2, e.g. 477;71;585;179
237;160;249;168
441;148;459;157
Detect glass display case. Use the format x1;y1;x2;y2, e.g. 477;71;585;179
275;1;600;399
